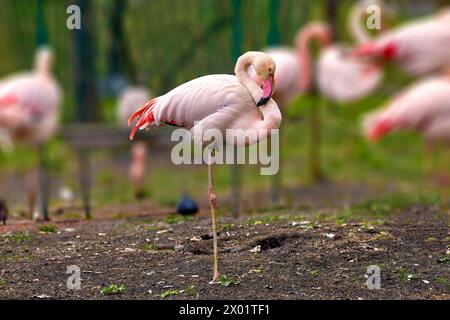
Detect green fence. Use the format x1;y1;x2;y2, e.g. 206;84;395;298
0;0;365;123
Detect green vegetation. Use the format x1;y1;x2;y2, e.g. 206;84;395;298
141;243;157;252
220;223;233;232
164;214;194;225
0;278;6;285
217;275;240;287
309;270;320;277
37;224;57;233
246;214;284;225
160;289;180;298
435;276;449;287
101;284;126;295
184;285;198;297
4;232;33;244
398;267;417;284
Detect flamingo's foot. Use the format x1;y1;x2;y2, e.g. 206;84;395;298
209;272;221;284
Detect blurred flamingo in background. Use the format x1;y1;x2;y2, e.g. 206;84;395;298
295;18;384;182
363;76;450;142
252;0;386;202
0;47;61;220
117;86;151;199
353;7;450;76
362;75;450;208
256;0;386;108
298;20;383;104
129;51;281;281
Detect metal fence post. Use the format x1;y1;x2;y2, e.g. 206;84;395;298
230;0;242;217
73;0;98;219
268;0;283;207
36;0;51;220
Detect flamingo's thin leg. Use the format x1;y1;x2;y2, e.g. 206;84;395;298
441;145;449;214
207;148;219;282
26;167;38;220
130;141;148;200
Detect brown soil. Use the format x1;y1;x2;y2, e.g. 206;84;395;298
0;202;448;300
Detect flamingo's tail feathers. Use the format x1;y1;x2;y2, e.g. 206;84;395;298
128;98;158;140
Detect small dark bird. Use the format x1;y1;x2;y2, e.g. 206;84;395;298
176;194;198;216
0;200;8;225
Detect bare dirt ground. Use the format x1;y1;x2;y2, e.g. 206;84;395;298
0;187;449;299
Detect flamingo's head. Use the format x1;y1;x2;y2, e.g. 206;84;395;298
366;118;394;141
252;54;276;107
352;41;398;62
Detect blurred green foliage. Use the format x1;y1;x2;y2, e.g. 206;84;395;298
0;1;446;214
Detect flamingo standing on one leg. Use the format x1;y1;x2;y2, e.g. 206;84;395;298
362;75;450;209
353;7;450;76
129;51;281;281
117;86;151;199
0;47;61;220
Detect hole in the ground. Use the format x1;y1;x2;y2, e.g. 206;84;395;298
255;235;286;251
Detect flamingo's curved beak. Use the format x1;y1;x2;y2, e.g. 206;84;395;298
257;74;274;107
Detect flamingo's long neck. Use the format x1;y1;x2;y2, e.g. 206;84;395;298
349;1;388;44
234;52;282;145
34;48;52;76
349;2;370;44
295;23;331;92
235;51;265;105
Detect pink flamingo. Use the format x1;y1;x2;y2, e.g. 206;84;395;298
251;3;384;200
118;86;151;199
362;75;450;207
255;1;384;108
353;7;450;76
294;21;383;181
297;21;382;103
0;47;60;219
129;51;281;281
362;76;450;142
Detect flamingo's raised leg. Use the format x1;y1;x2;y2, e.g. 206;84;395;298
207;148;219;282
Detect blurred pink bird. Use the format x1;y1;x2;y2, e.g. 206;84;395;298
128;51;281;281
251;2;385;202
252;1;384;108
362;76;450;142
353;8;450;76
297;21;382;102
0;47;60;145
362;75;450;206
0;47;60;219
117;86;152;199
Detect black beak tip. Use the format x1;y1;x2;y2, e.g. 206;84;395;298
257;96;270;107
